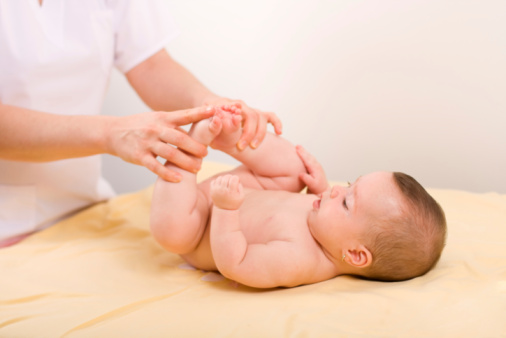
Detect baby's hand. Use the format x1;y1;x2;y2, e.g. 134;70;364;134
210;174;245;210
296;145;329;195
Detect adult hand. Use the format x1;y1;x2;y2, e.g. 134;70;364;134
106;106;215;182
204;98;282;150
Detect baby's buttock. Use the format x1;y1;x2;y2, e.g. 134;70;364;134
181;224;216;271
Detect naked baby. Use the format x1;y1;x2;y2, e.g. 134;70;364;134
150;107;447;288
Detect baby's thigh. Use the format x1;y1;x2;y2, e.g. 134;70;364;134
180;188;216;270
181;211;215;270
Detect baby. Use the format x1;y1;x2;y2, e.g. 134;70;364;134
150;108;447;288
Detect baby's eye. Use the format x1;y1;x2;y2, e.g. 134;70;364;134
343;198;348;210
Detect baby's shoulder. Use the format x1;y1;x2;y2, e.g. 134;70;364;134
285;239;339;285
297;232;340;279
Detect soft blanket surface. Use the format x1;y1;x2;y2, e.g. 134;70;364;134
1;162;505;337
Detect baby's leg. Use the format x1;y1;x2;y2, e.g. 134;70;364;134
150;114;222;254
209;174;248;278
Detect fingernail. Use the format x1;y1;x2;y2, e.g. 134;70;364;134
251;140;259;148
238;141;247;150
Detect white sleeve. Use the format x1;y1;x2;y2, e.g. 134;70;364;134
112;0;179;73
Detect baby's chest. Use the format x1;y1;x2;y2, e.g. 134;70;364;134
238;197;308;244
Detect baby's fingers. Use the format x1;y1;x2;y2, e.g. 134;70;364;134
299;172;316;187
296;145;316;171
228;175;243;195
211;175;225;188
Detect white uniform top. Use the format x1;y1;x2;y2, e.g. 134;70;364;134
0;0;178;242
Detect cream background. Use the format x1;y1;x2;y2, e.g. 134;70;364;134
102;0;506;194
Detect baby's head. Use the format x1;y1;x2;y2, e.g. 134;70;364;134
308;171;447;282
358;172;447;281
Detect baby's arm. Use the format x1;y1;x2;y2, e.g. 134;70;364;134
209;175;313;288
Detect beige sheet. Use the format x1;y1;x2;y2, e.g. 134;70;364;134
1;161;505;337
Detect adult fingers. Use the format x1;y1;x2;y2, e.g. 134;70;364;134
141;156;182;183
237;108;258;150
168;106;215;126
159;128;208;158
151;142;202;173
250;112;267;148
266;111;283;135
248;111;283;149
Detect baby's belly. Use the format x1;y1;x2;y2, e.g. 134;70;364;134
182;190;308;271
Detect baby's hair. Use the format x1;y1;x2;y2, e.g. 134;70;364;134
362;172;447;281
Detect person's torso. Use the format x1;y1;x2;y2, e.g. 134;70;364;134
0;0;117;240
0;0;115;114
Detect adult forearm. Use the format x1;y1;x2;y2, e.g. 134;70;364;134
0;104;110;162
126;50;218;111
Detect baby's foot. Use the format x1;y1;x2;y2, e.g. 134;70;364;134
188;110;223;146
210;174;245;210
209;108;243;152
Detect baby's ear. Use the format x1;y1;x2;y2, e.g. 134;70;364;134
345;245;372;268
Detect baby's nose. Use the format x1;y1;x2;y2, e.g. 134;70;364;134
330;185;348;198
317;186;331;198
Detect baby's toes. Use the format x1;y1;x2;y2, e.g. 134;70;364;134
208;115;223;137
231;114;242;129
222;115;242;134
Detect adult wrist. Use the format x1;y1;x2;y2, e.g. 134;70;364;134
97;115;118;156
197;93;222;107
